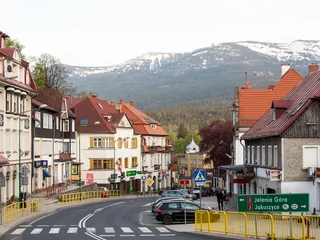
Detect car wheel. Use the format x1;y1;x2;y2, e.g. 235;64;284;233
162;215;173;225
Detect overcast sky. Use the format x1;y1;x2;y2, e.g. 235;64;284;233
1;0;319;66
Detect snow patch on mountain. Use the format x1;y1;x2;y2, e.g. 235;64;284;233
236;40;320;61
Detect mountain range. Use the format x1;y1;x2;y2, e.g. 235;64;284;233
66;40;320;110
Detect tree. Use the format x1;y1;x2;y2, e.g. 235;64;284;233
174;138;186;154
33;54;76;96
198;119;233;169
177;124;188;139
76;91;98;98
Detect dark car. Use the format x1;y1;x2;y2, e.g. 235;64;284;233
151;197;184;213
154;199;219;225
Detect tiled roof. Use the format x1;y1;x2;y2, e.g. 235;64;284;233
120;101;168;136
66;97;84;108
34;89;76;117
72;96;122;133
0;48;15;58
239;69;303;127
242;70;320;140
32;99;57;112
59;153;73;161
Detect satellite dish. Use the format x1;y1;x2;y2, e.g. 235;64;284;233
7;65;12;72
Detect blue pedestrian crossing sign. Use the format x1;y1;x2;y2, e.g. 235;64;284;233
194;170;206;183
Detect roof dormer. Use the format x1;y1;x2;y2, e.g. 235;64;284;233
271;100;293;120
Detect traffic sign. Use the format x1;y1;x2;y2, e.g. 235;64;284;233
146;178;154;187
237;194;309;212
141;175;146;181
179;179;190;185
194;170;206;183
21;166;30;176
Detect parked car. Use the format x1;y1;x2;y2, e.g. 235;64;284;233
151;197;184;213
155;199;219;225
161;190;195;200
191;187;207;198
99;187;109;198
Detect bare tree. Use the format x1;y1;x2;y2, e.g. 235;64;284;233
33;53;76;95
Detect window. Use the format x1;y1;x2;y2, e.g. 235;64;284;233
131;138;138;148
93;138;102;147
71;119;75;132
80;118;88;125
90;159;114;169
43;113;49;128
13;94;17;112
261;146;266;165
124;158;128;168
274;146;278;167
117;138;123;148
6;92;11;112
247;146;251;164
180;202;199;210
272;108;276;121
35;112;41;128
90;138;115;148
131;157;138;167
20;96;25;113
268;146;272;166
256;146;260;165
302;146;320;169
56;116;59;130
150;124;157;129
63;120;69;132
124;139;129;148
251;146;255;164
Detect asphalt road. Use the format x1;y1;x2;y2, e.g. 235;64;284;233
0;197;215;240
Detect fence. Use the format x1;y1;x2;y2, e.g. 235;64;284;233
61;190;121;204
2;199;42;226
195;210;320;240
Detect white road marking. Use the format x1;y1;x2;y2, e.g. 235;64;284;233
120;234;135;237
138;227;152;233
67;227;78;233
86;227;96;233
19;225;32;228
49;228;60;234
100;235;115;237
11;228;26;235
156;227;170;233
30;228;43;234
160;233;176;236
142;203;152;206
104;227;115;233
37;225;49;227
53;225;65;227
140;234;156;236
121;227;133;233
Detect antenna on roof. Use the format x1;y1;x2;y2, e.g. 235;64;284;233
245;72;248;85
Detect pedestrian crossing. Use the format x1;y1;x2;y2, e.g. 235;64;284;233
10;225;175;237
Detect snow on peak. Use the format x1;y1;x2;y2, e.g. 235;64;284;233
236;40;320;61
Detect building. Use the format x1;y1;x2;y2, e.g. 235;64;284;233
32;89;77;192
115;99;173;192
228;65;303;194
68;95;140;193
241;65;320;213
0;31;38;203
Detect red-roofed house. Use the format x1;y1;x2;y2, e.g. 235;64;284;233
70;95;141;193
115;99;173;191
0;31;38;203
228;65;303;194
241;66;320;212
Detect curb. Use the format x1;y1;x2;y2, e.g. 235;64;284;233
183;231;247;240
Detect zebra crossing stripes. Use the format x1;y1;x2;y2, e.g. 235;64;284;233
11;226;176;236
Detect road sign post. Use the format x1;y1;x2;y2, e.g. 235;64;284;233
237;193;309;212
194;170;206;208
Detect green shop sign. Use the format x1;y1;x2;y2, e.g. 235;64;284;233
237;193;309;212
126;170;137;177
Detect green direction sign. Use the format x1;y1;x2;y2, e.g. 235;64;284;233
126;170;137;177
136;171;142;174
237;194;309;212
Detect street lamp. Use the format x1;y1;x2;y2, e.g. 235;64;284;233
18;104;47;202
113;137;129;191
78;121;100;198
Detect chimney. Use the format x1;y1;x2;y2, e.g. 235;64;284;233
308;64;319;74
281;64;290;77
92;94;97;98
120;99;124;105
130;100;134;106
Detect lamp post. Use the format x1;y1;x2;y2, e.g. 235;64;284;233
78;121;100;197
18;104;47;202
113;137;129;191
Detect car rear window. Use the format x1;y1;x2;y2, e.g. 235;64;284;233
167;203;179;209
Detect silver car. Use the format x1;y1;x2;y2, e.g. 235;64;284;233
161;190;194;200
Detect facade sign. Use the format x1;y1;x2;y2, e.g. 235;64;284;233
237;194;309;212
233;179;250;184
126;170;137;177
72;165;78;175
34;160;48;168
269;170;281;181
86;173;94;184
243;166;255;180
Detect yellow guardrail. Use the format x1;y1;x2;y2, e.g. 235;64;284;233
2;199;42;225
61;190;121;204
195;211;320;240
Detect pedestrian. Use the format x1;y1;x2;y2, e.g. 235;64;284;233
222;190;229;211
216;189;224;210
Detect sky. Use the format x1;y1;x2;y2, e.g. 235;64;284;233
1;0;320;66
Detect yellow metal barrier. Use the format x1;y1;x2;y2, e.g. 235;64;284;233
61;190;121;204
195;211;317;240
2;199;42;225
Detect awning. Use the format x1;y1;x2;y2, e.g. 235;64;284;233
59;153;73;161
0;155;8;165
43;169;52;178
219;164;244;173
